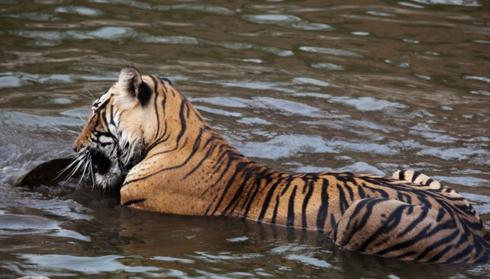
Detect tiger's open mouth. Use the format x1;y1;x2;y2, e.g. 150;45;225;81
90;149;111;175
75;148;127;190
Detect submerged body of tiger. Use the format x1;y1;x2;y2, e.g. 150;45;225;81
73;67;489;264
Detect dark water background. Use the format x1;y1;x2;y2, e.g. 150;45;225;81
0;0;489;278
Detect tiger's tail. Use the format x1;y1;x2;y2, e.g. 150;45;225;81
392;169;441;189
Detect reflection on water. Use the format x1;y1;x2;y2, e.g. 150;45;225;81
0;0;489;278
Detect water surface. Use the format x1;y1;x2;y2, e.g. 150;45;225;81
0;0;489;278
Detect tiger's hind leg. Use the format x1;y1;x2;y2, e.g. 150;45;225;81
332;198;488;263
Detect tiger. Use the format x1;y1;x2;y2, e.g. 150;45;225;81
72;66;489;264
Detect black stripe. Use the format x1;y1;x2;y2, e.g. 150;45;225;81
243;171;269;217
357;185;366;199
144;99;188;159
258;179;283;222
159;76;173;85
223;167;261;215
271;194;281;224
436;207;446;222
337;198;380;246
122;127;204;186
149;75;161;140
425;178;434;186
445;244;473;263
287;186;298;227
222;179;247;215
397;206;429;237
210;161;252;215
344;183;354;202
336;183;348;214
415;229;459;261
330;214;337;234
411;171;421;184
376;224;431;256
175;100;188;145
183;137;219;179
316;179;329;233
301;180;314;228
399;171;405;181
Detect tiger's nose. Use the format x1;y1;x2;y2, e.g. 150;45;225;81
73;113;97;152
73;140;84;152
73;133;89;152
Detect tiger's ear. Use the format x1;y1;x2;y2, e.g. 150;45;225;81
118;66;151;106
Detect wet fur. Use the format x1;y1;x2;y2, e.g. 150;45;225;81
73;67;490;264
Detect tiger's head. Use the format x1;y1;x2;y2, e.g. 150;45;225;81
72;66;175;189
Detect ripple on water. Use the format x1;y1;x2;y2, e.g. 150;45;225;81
0;214;89;241
0;72;116;89
299;46;363;58
192;251;263;263
292;77;333;87
237;135;337;159
0;72;71;86
292;22;333;31
151;256;195;264
163;4;234;15
258;46;294;57
254;96;323;117
285;254;332;268
296;161;385;176
460;193;490;214
409;123;458;143
464;75;490;83
236;134;400;160
351;31;370;36
0;214;59;231
311;62;344;71
195;105;242;117
12;27;133;46
54;6;101;16
0;76;22;88
191;96;249;108
1;111;83;129
469;90;490;97
212;41;293;56
366;10;396;17
270;243;309;254
226;236;249;243
244;14;332;31
140;35;199;45
194;95;329;118
417;146;488;161
434;176;490;187
18;254;159;274
329;96;407;112
74;26;133;40
244;14;302;24
5;11;58;21
237;117;271;125
219;80;294;93
411;0;481;6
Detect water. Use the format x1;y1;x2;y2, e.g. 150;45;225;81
0;0;489;277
